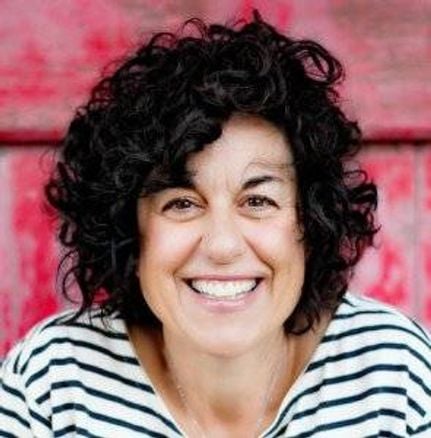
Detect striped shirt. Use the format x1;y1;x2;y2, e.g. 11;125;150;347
1;292;430;437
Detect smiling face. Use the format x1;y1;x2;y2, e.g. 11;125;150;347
137;114;305;356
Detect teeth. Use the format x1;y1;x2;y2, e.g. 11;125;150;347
190;279;258;299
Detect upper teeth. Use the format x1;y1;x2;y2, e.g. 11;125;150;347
190;279;257;298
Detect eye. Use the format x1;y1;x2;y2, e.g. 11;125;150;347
162;197;199;213
243;195;277;209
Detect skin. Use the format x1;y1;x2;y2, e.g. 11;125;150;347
131;113;327;436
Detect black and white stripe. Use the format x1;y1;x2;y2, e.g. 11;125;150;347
1;292;430;437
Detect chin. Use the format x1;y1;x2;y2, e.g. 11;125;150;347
184;321;275;358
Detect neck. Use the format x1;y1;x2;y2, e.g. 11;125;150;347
162;328;291;431
128;313;333;436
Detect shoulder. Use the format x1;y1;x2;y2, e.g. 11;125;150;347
326;292;431;432
335;292;430;345
1;307;129;381
325;292;431;363
0;308;129;434
0;310;168;435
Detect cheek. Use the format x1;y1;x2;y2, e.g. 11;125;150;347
138;219;198;276
137;220;199;320
247;217;304;268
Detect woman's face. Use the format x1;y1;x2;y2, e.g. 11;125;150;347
137;114;305;356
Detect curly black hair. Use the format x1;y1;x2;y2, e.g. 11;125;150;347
45;11;378;334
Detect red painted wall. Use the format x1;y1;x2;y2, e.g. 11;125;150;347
1;0;430;357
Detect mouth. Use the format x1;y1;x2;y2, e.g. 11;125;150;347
184;278;262;300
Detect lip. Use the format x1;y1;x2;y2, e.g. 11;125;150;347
184;275;264;281
182;277;264;313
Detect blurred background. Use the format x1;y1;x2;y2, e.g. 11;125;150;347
0;0;430;357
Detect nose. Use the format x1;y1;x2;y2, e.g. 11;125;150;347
200;210;246;265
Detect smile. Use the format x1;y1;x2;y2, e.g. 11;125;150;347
186;279;261;300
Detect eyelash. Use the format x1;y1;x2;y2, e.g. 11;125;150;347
162;195;277;212
244;196;277;208
162;197;196;212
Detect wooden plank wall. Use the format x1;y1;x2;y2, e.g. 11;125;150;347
1;0;430;357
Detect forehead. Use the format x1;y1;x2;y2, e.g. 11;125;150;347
187;114;293;180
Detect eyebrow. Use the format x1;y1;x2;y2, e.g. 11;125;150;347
241;175;285;190
157;174;286;196
161;161;293;193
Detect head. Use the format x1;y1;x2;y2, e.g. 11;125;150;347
136;113;305;354
46;11;378;339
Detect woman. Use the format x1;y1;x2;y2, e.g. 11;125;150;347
1;12;430;437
